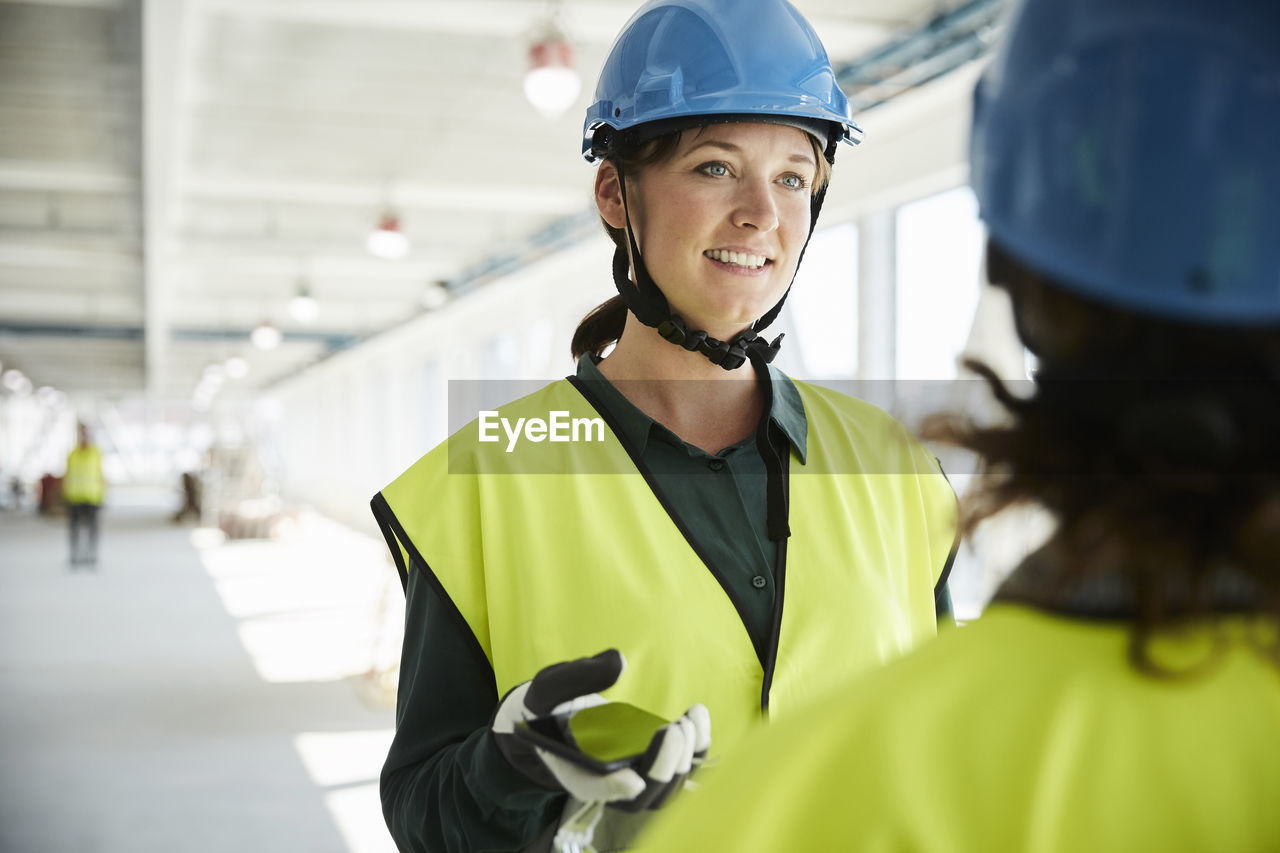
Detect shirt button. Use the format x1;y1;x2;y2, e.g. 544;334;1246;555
751;575;767;589
708;459;725;471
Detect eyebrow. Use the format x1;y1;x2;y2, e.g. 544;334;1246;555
684;138;817;168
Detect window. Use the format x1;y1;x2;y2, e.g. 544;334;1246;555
895;187;984;379
784;222;858;377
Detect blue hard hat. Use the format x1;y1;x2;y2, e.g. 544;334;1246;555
583;0;861;163
971;0;1280;325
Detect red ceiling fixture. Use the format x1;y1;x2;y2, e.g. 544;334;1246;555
367;210;410;259
524;23;580;118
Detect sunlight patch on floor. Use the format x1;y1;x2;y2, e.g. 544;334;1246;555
195;512;404;853
194;512;404;684
294;730;398;853
296;730;395;787
293;732;396;850
327;783;396;853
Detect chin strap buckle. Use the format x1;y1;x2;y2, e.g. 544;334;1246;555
731;329;784;367
656;317;784;371
657;318;687;346
704;339;733;366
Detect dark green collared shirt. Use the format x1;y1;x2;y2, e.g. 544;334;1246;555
573;353;807;663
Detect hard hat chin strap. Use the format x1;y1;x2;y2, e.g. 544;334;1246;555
610;162;828;373
608;237;793;541
610;162;835;540
608;247;782;370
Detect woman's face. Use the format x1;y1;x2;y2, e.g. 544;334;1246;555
597;122;819;340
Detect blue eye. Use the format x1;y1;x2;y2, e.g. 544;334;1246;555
780;174;809;190
700;162;730;177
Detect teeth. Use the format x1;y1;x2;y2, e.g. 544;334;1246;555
707;249;767;269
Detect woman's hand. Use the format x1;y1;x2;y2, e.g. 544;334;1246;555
490;649;711;809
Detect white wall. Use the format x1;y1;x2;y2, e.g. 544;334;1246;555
267;239;612;532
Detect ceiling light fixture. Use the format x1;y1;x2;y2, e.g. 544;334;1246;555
289;279;319;323
367;210;410;259
251;321;283;350
194;376;219;404
224;355;249;379
524;23;580;118
192;387;215;412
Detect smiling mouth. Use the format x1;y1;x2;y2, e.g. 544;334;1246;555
704;249;771;270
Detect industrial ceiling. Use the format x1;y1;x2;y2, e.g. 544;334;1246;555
0;0;1000;406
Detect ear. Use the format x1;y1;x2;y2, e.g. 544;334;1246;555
594;161;628;230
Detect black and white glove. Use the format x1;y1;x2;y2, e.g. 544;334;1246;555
491;649;711;809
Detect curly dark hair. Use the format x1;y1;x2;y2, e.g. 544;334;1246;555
923;240;1280;675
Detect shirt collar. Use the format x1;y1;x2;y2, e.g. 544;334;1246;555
574;354;808;462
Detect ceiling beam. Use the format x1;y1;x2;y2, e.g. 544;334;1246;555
0;243;140;270
0;160;133;194
0;0;124;8
143;0;198;397
180;174;587;214
0;321;142;339
196;0;641;42
194;0;891;47
0;320;359;348
0;241;461;278
171;251;463;279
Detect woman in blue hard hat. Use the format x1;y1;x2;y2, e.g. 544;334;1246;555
371;1;957;850
639;0;1280;849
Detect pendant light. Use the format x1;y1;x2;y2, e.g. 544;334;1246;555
289;279;319;323
524;19;580;118
251;321;282;350
367;210;410;259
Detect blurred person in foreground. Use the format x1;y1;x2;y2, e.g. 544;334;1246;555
639;0;1280;849
64;421;104;568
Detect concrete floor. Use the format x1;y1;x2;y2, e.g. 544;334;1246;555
0;492;402;853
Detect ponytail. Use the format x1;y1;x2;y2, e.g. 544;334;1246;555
570;130;685;361
571;294;629;359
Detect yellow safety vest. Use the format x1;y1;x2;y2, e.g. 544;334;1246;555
64;445;104;505
638;604;1280;852
374;376;956;754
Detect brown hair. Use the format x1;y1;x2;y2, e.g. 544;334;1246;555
923;240;1280;674
570;127;833;360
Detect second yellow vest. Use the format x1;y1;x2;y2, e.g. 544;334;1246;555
64;445;104;505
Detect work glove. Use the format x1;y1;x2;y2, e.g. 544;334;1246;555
491;648;711;810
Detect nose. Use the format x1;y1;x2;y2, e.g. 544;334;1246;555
732;177;779;232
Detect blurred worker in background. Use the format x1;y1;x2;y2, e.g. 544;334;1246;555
371;0;957;850
64;421;104;568
172;469;202;524
638;0;1280;849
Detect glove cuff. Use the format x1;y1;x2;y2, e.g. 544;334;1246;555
490;681;564;792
